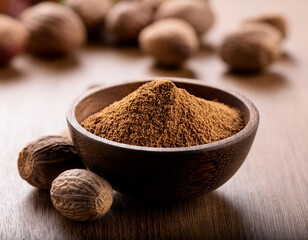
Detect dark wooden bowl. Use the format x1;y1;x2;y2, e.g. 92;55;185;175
67;78;259;200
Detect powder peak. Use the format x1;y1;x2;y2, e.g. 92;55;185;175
82;80;244;148
146;79;176;92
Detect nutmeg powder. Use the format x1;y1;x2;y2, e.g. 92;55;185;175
82;80;244;148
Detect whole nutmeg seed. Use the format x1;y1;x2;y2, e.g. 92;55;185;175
18;136;85;190
0;14;28;66
66;0;112;33
50;169;113;222
220;23;283;71
105;1;153;42
245;14;287;39
139;18;199;67
20;2;86;57
155;0;215;36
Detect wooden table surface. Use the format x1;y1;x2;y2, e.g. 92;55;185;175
1;0;308;239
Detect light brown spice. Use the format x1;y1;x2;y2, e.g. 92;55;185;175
82;80;244;148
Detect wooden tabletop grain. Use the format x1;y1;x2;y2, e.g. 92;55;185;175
1;0;308;239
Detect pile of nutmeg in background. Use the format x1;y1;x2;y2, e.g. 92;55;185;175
0;0;287;70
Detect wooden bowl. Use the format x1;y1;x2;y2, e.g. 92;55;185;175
67;78;259;200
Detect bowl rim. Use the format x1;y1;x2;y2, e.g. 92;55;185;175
67;77;259;153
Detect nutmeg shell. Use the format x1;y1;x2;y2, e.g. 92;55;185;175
105;1;153;43
245;14;287;39
20;2;86;57
50;169;113;222
18;136;85;190
139;18;199;67
220;23;282;71
66;0;112;33
155;0;215;36
0;14;28;66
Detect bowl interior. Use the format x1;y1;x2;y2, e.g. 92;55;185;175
74;81;251;130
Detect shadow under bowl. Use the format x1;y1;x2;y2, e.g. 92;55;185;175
67;78;259;200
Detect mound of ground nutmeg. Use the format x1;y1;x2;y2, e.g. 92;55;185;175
81;80;244;148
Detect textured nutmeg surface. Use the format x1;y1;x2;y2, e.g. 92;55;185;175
139;18;199;66
105;1;153;42
50;169;113;222
20;2;86;57
66;0;112;32
155;0;215;36
220;23;282;71
244;14;287;38
18;136;84;190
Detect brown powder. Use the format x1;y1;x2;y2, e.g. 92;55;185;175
81;79;244;148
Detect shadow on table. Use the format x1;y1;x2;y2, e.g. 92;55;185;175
149;64;197;79
223;70;289;92
84;42;143;58
0;65;24;83
199;41;217;55
26;189;249;240
279;51;297;65
24;53;80;72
